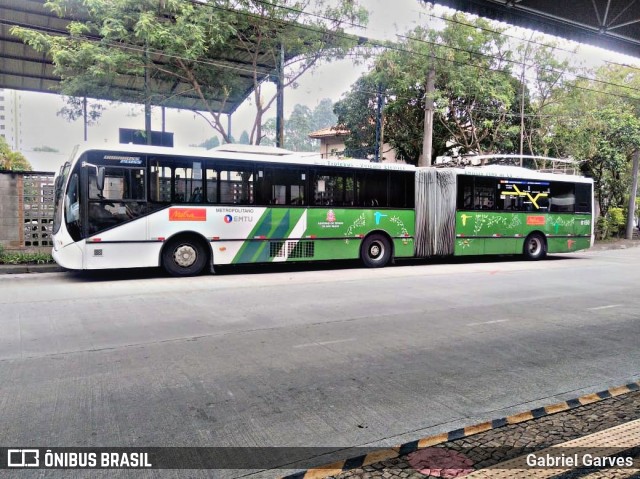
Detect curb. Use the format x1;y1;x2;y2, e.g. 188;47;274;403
0;264;64;274
281;380;640;479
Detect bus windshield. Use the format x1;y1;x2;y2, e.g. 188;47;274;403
52;161;71;237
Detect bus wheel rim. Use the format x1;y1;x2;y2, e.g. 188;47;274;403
174;245;197;267
370;242;383;259
529;238;541;255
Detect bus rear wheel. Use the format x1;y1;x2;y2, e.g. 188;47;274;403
163;236;208;276
361;234;391;268
523;233;547;261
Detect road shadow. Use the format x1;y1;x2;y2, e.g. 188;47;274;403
59;252;587;281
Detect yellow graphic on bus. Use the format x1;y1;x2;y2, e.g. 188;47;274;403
460;214;473;226
501;184;548;209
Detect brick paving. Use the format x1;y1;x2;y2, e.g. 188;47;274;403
325;391;640;479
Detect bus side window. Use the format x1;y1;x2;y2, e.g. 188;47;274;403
360;171;388;208
473;178;496;210
150;162;172;202
206;169;218;204
220;169;254;205
550;182;575;212
457;176;473;210
174;164;202;204
258;168;307;206
575;183;592;213
389;172;413;208
313;171;343;206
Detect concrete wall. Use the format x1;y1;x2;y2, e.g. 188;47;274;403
0;171;54;251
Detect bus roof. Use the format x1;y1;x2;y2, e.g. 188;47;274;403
70;144;592;182
454;164;593;183
72;143;416;171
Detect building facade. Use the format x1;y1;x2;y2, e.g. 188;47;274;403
308;126;405;164
0;89;23;151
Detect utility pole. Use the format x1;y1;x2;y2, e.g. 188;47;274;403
144;42;152;145
520;34;534;167
421;53;436;167
276;44;285;148
374;84;384;162
625;149;640;239
83;96;88;142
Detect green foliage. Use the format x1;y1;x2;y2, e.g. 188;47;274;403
335;14;522;164
0;250;54;265
261;98;337;151
239;131;250;145
11;0;368;144
596;208;628;240
569;105;640;215
57;96;106;126
608;207;626;237
333;75;378;158
0;137;32;171
193;136;221;150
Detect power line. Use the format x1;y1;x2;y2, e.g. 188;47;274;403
411;4;640;74
398;33;640;96
5;2;640;106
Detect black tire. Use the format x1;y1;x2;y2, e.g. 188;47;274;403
361;234;392;268
162;236;208;276
523;233;547;261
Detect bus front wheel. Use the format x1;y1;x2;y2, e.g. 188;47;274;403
163;236;208;276
361;234;391;268
523;233;547;261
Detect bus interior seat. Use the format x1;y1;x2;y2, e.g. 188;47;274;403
190;187;203;203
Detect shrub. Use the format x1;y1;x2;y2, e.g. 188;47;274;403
0;250;54;265
608;207;626;238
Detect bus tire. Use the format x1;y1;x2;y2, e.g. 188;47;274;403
523;233;547;261
361;233;392;268
162;236;208;276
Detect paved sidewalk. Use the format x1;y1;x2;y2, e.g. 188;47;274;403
288;386;640;479
0;263;63;274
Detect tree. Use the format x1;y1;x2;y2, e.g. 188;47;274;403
335;15;520;165
508;37;583;158
549;65;640;218
0;137;32;171
261;98;337;150
239;130;250;145
333;75;378;158
32;146;60;153
57;96;105;127
311;98;338;130
192;136;220;150
12;0;367;144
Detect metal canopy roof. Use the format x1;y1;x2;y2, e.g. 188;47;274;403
0;0;305;114
435;0;640;58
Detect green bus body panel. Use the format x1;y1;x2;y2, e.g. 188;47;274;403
233;208;304;263
454;211;592;256
232;208;415;264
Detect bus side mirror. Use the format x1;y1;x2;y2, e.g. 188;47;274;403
54;176;63;194
97;167;105;192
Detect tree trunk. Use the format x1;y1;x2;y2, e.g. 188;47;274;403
625;149;640;239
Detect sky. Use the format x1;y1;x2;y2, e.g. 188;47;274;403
9;0;640;171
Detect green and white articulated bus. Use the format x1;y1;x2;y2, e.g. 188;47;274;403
51;144;594;276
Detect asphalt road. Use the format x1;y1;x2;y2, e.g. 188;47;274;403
1;248;639;476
